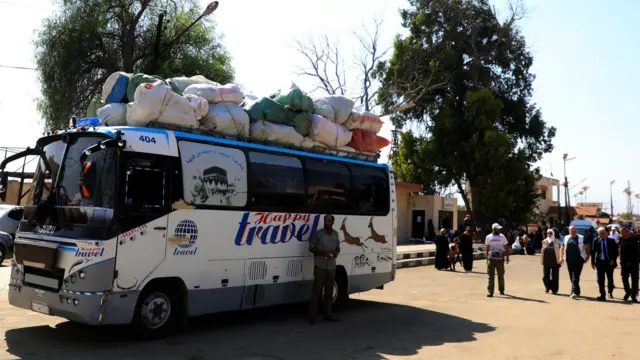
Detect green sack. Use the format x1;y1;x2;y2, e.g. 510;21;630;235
245;97;286;123
126;73;166;102
284;111;312;137
86;94;104;118
270;88;314;113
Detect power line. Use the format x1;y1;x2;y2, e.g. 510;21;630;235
0;65;37;71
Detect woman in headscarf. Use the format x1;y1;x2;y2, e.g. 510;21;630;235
459;225;474;272
541;228;562;294
435;228;450;270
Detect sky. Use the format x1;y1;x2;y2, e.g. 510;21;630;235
0;0;639;215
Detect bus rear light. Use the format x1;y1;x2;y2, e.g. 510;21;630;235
98;314;104;323
66;298;72;304
100;297;106;306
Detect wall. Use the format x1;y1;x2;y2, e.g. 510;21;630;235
0;180;32;206
395;184;458;244
535;176;560;217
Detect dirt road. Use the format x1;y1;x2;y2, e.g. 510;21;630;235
0;256;637;359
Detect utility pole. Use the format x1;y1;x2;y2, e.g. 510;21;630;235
563;154;576;226
610;180;615;217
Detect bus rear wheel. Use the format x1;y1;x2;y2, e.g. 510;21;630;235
332;270;349;311
133;285;185;339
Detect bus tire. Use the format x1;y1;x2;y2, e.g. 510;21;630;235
332;268;349;312
132;283;186;340
0;245;6;265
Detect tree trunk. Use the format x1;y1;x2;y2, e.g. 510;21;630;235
470;183;488;240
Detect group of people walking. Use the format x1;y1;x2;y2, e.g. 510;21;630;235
434;224;475;272
490;224;640;302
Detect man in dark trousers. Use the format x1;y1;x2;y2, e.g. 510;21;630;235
591;227;619;301
560;226;591;299
308;214;341;324
619;227;640;303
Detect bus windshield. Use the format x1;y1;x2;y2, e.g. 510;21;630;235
21;134;117;238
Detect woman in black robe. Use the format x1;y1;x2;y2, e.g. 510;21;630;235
459;225;474;272
435;228;450;270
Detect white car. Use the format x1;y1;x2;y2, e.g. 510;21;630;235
0;205;23;238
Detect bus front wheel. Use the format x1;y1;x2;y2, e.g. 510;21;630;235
332;270;349;311
133;284;185;339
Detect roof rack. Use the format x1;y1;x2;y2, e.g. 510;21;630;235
147;121;381;163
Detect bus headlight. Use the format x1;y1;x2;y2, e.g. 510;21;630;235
78;271;86;279
73;299;79;306
70;275;77;284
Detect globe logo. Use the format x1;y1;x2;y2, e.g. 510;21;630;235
174;220;198;249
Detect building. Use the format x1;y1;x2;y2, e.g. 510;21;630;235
535;176;560;223
395;182;458;244
547;202;609;227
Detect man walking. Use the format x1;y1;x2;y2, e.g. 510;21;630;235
591;227;618;301
560;226;590;299
619;227;639;303
308;214;341;324
485;223;509;297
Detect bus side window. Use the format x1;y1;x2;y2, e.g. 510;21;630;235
121;155;169;216
350;166;390;215
248;152;305;212
305;159;352;213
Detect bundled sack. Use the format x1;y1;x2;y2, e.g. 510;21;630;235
312;97;335;122
345;110;384;133
348;129;391;153
270;87;314;113
310;114;352;148
103;72;130;104
218;84;244;105
97;103;127;126
167;75;218;94
245;97;311;136
184;95;209;121
183;84;222;104
250;121;304;147
200;102;250;137
313;95;354;124
126;81;198;128
127;74;166;103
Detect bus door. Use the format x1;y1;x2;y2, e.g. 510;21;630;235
113;153;171;291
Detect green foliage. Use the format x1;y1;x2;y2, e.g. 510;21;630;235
577;215;585;220
620;212;633;220
379;0;555;230
35;0;234;129
597;211;610;218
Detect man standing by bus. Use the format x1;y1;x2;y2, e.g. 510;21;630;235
485;223;509;297
308;214;341;324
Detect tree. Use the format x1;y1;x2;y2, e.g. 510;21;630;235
377;0;556;232
295;18;389;111
35;0;234;129
620;212;633;221
596;211;610;218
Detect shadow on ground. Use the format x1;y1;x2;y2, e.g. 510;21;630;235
5;299;495;360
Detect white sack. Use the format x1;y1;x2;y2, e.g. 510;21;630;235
250;121;304;147
325;95;355;124
200;102;250;137
102;72;130;104
184;95;209;121
313;97;335;122
97;103;127;126
127;81;198;128
218;84;244;105
338;146;356;152
169;75;219;93
183;84;222;104
310;114;352;147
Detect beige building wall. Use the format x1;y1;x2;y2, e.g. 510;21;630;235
395;182;458;244
535;176;560;217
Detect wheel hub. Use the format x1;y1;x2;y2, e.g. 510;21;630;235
140;293;171;329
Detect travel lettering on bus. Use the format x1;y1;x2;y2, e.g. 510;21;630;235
234;212;322;246
75;247;105;258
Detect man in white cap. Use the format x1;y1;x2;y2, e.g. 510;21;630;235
485;223;510;297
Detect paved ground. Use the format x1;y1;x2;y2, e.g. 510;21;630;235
0;256;638;359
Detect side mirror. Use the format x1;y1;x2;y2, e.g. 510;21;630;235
79;161;97;199
0;173;7;202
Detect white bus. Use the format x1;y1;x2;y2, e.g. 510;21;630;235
0;123;397;338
